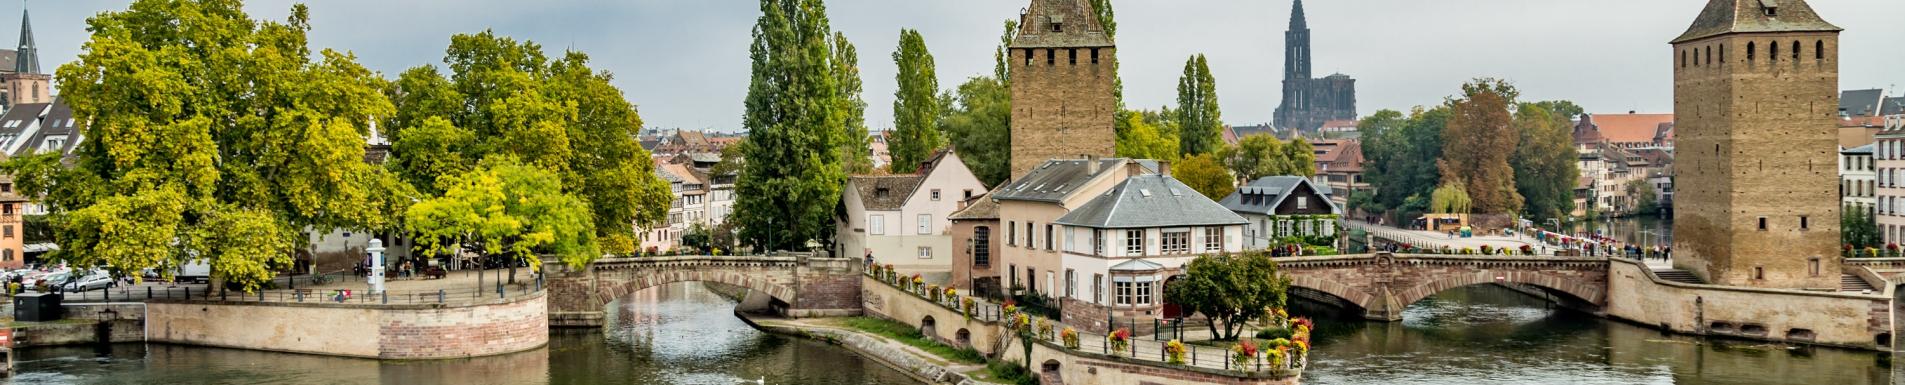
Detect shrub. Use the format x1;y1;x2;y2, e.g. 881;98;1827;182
1255;327;1295;340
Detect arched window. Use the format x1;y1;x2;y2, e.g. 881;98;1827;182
1705;46;1712;66
1816;40;1825;60
1791;40;1800;60
1770;41;1778;62
1747;42;1756;61
1680;50;1686;68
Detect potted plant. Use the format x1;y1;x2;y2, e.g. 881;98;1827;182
927;284;941;301
911;274;924;292
1061;327;1080;349
1109;328;1132;356
961;297;976;320
1164;339;1188;365
1520;244;1533;255
1036;318;1054;341
943;287;958;305
1230;339;1259;371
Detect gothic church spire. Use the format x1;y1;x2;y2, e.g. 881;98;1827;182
1290;0;1307;31
15;5;37;74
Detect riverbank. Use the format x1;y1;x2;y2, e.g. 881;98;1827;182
739;313;999;385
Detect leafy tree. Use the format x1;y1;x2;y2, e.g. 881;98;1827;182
1174;154;1235;201
1440;79;1522;215
942;21;1020;187
682;223;713;253
9;2;411;291
1626;179;1659;215
1217;134;1317;182
406;157;596;274
1529;100;1585;121
1844;205;1881;249
1113;112;1179;162
890;29;943;173
1360;107;1447;222
387;32;671;257
1175;55;1223;156
1164;251;1291;341
993;19;1019;84
1513;102;1580;222
735;0;853;251
1431;180;1473;214
834;32;875;175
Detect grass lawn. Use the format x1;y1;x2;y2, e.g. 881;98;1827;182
835;317;986;365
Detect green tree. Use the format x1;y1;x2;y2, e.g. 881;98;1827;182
1174;154;1235;201
1359;107;1447;222
387;32;671;257
1216;134;1316;182
890;29;943;173
735;0;853;251
1431;180;1473;214
1626;179;1659;215
834;32;875;175
1844;205;1881;250
1113;112;1179;162
1440;79;1522;215
1512;102;1581;222
10;2;411;291
1175;55;1223;156
406;157;597;274
942;21;1020;187
1164;251;1292;341
1530;100;1585;121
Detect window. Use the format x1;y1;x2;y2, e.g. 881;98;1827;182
1051;22;1063;33
1115;281;1133;305
963;189;974;200
1092;230;1105;256
1023;48;1032;66
3;225;11;238
931;189;941;201
1093;274;1104;304
1115;279;1154;306
1296;197;1309;209
1068;48;1077;65
1;183;10;193
1046;49;1055;65
1800;216;1809;230
974;227;991;266
1770;41;1778;62
1026;222;1036;249
1161;230;1190;254
1065;269;1076;298
1064;227;1076;251
1705;46;1711;65
1754;266;1765;280
1008;221;1016;245
1791;40;1800;60
1091;48;1100;64
869;214;885;235
1720;44;1725;63
1809;257;1822;277
1045;224;1055;250
1816;40;1825;60
874;187;890;198
1747;42;1755;61
1758;217;1768;231
917;214;931;235
1009;264;1018;287
1126;229;1145;256
1205;227;1224;251
1680;50;1685;68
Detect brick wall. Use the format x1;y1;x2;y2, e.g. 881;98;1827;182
148;293;548;359
378;294;548;359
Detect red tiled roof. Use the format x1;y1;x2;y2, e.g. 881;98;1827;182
1585;113;1674;145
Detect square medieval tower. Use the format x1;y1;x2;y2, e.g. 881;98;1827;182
1671;0;1842;289
1008;0;1117;180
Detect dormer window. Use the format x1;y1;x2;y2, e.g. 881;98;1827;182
1051;23;1063;33
1761;0;1778;16
875;187;890;198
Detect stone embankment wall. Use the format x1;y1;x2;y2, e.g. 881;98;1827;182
1605;258;1892;349
861;275;1004;355
9;303;147;347
147;293;547;359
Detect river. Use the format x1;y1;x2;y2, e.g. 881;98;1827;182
9;277;1899;384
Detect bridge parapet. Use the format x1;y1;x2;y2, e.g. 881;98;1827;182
1276;253;1610;321
546;254;863;327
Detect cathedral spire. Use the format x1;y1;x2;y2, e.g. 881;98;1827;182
1290;0;1307;31
15;4;37;74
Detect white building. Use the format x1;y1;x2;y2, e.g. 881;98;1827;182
836;150;986;277
1052;174;1248;324
1842;144;1875;212
1878;117;1905;244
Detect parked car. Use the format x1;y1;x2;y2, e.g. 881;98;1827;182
64;271;116;292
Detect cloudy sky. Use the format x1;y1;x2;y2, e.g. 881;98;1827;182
15;1;1905;131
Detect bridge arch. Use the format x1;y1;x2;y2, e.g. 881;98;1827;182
584;270;799;310
1391;272;1603;310
1288;275;1380;313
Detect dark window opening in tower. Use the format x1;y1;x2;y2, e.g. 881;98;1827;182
1770;41;1778;62
1720;44;1725;63
1705;46;1712;66
1046;49;1054;66
1681;50;1687;68
1068;48;1076;65
1815;41;1824;60
1051;22;1062;33
1023;48;1032;66
1791;40;1800;60
1748;42;1756;61
1090;48;1099;64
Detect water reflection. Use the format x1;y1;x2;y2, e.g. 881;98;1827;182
10;282;915;385
1302;284;1893;385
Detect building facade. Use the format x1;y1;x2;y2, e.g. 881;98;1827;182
1877;119;1905;245
1842;144;1875;212
1220;176;1340;250
837;150;986;277
1052;174;1247;327
992;158;1154;299
1007;0;1117;179
1272;0;1356;134
949;193;1001;296
1671;0;1842;289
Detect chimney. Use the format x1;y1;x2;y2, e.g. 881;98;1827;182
1085;155;1101;175
1158;160;1172;177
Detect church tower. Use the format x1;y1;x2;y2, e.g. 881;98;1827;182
1008;0;1116;180
1272;0;1354;134
1671;0;1842;289
2;5;49;109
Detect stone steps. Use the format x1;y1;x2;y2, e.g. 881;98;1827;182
1652;269;1704;284
1841;274;1878;293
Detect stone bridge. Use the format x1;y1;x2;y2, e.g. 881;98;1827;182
544;253;862;327
1275;253;1609;320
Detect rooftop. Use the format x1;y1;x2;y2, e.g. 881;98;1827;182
1055;174;1247;229
1219;176;1340;216
993;158;1155;203
1673;0;1841;44
1581;113;1675;145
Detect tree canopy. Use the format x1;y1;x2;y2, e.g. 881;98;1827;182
1174;154;1236;201
1175;55;1223;156
1113;112;1179;162
834;32;875;175
406;157;596;270
1513;102;1581;222
889;29;943;173
734;0;855;251
942;20;1019;187
4;1;412;290
1164;251;1292;341
1440;79;1523;215
385;31;671;257
1216;134;1316;182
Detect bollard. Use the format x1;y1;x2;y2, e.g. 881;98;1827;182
1192;345;1197;366
439;289;445;303
1154;319;1160;341
147;287;152;300
185;287;191;299
297;291;303;302
383;292;389;304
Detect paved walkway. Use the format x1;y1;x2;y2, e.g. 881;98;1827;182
1347;220;1546;253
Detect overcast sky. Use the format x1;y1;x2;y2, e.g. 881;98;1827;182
15;1;1905;131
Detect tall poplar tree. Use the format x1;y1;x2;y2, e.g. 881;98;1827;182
833;32;875;175
890;29;942;173
1176;55;1223;156
735;0;852;251
1512;102;1581;222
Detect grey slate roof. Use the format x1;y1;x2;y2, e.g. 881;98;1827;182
1673;0;1841;44
993;158;1155;203
18;98;75;155
851;175;925;211
949;193;999;221
1009;0;1114;48
1219;176;1340;215
1882;97;1905;116
1844;143;1874;155
1842;89;1885;117
1054;174;1247;229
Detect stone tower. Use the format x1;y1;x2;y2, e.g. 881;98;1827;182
1273;0;1356;134
2;6;49;109
1671;0;1842;289
1008;0;1116;180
